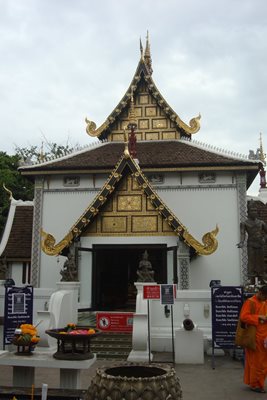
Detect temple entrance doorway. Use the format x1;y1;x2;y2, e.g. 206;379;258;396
92;244;167;311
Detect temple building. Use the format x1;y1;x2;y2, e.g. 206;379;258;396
1;36;260;311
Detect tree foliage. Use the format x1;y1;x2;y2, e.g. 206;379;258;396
0;152;34;236
15;141;78;163
0;141;79;236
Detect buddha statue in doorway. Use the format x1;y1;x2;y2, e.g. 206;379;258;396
136;250;155;282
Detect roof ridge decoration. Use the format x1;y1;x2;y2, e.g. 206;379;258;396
41;152;219;257
85;36;201;139
19;139;104;170
180;137;259;162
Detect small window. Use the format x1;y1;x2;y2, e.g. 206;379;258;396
63;176;80;187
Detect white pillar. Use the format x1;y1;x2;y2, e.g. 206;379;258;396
127;282;154;362
56;281;80;324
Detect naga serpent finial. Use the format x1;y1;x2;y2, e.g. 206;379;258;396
3;183;13;201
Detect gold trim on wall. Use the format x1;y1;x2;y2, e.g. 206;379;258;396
145;132;159;140
145;106;157;116
117;194;142;211
152;119;167;129
83;174;176;237
101;216;127;233
132;215;158;232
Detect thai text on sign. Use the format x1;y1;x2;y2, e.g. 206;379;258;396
143;285;161;299
96;312;133;332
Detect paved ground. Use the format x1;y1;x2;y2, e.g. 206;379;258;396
0;351;262;400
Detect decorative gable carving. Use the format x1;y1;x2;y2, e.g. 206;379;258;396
41;152;218;257
84;175;174;237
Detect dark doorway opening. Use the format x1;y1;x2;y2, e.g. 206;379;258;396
92;244;167;311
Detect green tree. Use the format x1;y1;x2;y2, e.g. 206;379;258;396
14;139;79;163
0;152;34;236
0;141;79;236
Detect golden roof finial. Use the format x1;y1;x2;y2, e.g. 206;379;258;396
128;88;137;127
144;30;153;74
259;132;266;164
123;128;130;158
3;183;13;201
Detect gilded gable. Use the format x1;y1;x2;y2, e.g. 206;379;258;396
108;77;179;142
83;174;175;236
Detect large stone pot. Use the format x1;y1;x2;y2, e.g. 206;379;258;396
86;362;182;400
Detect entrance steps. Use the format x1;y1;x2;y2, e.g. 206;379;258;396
90;332;132;360
78;311;132;360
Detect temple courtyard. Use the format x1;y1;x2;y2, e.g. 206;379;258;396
0;352;259;400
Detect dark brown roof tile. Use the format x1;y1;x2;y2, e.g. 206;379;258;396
2;206;33;261
20;141;258;173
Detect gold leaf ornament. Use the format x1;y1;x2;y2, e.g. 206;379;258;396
85;118;96;135
85;117;109;137
176;113;201;135
41;230;73;256
182;225;219;255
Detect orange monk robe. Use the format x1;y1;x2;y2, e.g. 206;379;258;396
240;295;267;390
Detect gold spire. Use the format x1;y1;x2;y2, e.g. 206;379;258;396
123;128;130;158
144;31;153;74
140;37;144;59
259;132;266;164
128;89;137;127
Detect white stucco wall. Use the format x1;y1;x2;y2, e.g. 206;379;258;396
37;169;243;304
40;189;99;288
158;186;240;288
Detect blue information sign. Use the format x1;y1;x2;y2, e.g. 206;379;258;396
4;286;34;345
211;286;243;349
160;284;175;305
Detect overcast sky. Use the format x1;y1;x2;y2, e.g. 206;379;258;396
1;0;267;194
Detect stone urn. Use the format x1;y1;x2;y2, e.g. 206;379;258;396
86;362;182;400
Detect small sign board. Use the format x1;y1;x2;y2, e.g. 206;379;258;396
96;312;133;332
211;286;243;349
143;285;161;300
160;284;176;305
4;286;34;345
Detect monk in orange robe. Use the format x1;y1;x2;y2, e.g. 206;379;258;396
240;285;267;393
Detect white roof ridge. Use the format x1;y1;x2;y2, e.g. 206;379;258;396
179;137;260;163
19;139;106;169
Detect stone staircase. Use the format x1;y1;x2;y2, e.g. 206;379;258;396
90;332;132;360
78;311;132;360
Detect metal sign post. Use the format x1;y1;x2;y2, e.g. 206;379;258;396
143;284;176;364
148;299;151;364
160;284;176;365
